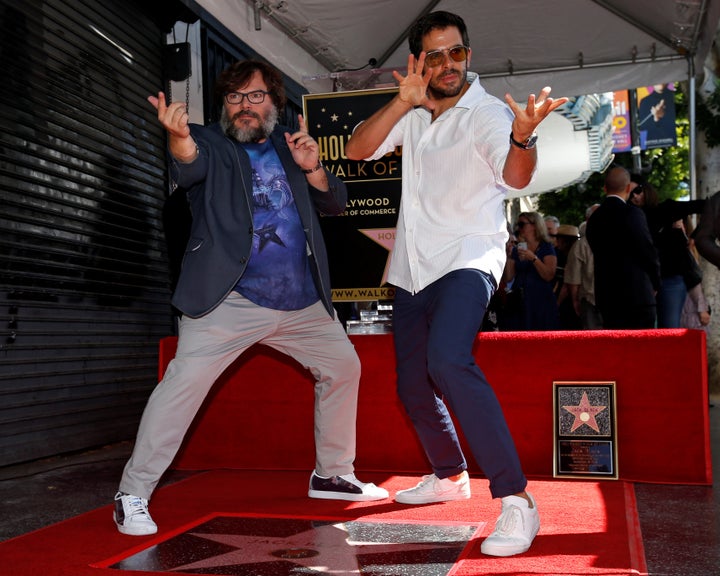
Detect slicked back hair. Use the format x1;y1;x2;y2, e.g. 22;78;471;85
408;11;470;58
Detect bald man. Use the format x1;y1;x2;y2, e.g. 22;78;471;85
585;166;660;329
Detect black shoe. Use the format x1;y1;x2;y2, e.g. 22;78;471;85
308;471;388;501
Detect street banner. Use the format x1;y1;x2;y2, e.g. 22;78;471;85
636;83;677;149
611;90;632;153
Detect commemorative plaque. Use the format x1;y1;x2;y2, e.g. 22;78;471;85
553;382;618;479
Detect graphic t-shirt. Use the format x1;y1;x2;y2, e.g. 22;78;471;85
234;140;319;310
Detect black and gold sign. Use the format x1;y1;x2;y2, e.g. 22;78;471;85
303;88;401;301
553;382;618;479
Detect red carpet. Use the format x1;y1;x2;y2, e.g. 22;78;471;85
1;470;647;575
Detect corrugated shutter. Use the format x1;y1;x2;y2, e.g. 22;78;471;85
0;0;175;465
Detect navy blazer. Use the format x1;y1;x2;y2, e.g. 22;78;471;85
168;123;347;319
586;195;661;313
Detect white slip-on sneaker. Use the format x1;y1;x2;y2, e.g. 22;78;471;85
394;471;471;504
113;491;158;536
480;492;540;556
308;471;389;501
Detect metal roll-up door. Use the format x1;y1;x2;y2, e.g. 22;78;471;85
0;0;179;465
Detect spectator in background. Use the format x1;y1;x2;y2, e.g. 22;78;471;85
682;283;711;331
629;177;705;327
694;190;720;268
586;167;660;329
680;223;711;333
553;224;581;329
565;204;602;329
544;215;560;246
483;227;518;332
502;211;560;330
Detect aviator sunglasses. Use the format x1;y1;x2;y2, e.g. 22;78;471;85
424;45;469;67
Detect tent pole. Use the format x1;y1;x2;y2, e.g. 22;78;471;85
629;88;642;175
688;55;697;201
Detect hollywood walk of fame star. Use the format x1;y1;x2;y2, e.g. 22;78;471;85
563;391;607;433
129;518;484;576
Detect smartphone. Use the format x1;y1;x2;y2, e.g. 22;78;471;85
517;241;527;251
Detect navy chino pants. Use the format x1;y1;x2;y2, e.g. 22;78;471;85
392;268;527;499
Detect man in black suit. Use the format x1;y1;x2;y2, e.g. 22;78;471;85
586;166;660;329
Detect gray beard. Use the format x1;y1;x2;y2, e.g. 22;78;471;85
221;106;278;142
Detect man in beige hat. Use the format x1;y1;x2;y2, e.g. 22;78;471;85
565;205;602;329
554;224;581;328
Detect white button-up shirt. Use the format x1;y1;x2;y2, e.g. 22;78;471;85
365;76;530;294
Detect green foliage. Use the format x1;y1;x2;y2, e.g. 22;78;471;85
535;174;605;227
538;85;690;226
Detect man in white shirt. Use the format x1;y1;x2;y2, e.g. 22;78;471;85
346;10;566;557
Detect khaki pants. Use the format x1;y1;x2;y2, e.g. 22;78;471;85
119;293;360;499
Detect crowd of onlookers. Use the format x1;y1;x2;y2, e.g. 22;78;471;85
484;166;719;333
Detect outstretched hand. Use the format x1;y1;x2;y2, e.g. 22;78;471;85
392;52;435;111
505;87;569;139
285;114;321;171
148;92;191;139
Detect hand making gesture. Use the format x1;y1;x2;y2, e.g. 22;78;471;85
392;52;435;111
148;91;191;139
285;114;322;172
148;91;197;162
505;87;569;139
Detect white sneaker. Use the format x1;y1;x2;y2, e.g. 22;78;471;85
113;491;158;536
394;472;471;504
308;472;389;501
480;492;540;556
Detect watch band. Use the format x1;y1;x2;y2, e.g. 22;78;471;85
302;161;324;174
510;131;538;150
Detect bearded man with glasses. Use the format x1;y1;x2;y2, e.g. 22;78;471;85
346;10;567;557
112;59;389;537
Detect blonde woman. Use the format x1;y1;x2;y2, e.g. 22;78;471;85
502;211;560;330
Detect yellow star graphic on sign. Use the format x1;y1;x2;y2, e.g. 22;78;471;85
358;228;395;285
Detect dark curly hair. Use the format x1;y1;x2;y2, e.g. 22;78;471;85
214;59;286;111
408;11;469;58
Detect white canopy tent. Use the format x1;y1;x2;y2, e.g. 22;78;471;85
193;0;720;96
187;0;720;195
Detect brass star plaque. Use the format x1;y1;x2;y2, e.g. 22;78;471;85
553;381;618;479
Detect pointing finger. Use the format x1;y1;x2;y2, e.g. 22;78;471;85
298;114;308;133
156;91;168;114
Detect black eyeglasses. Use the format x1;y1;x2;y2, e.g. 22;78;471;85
225;90;270;105
517;221;531;228
424;45;469;67
631;185;644;195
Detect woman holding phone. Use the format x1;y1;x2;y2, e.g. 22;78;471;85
502;211;560;330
